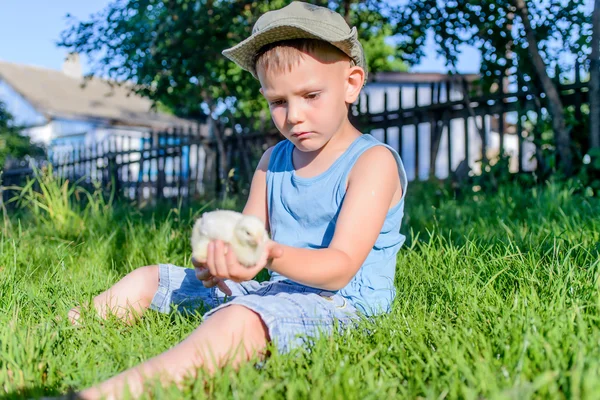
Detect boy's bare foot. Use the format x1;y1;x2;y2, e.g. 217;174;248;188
67;307;82;325
53;306;83;326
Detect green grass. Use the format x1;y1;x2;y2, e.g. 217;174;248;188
1;171;600;399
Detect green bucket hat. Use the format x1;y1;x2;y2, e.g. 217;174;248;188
222;1;368;81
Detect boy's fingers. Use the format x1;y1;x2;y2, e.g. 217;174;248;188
202;277;217;288
195;267;211;281
191;257;205;269
213;240;228;278
206;241;217;277
217;279;232;296
225;244;239;268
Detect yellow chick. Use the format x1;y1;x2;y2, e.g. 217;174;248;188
191;210;269;267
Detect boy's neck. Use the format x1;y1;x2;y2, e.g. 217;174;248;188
291;119;361;177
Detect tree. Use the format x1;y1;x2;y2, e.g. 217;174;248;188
391;0;591;174
0;102;45;169
58;0;406;123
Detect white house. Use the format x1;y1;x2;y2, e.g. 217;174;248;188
0;54;204;155
0;54;211;192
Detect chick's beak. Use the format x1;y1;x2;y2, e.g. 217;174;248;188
249;232;264;247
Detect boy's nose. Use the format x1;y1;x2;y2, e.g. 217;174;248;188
286;101;304;125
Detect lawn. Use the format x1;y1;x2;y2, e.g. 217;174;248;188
1;172;600;399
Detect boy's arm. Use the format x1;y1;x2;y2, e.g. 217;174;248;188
268;146;402;291
241;146;274;232
195;146;274;294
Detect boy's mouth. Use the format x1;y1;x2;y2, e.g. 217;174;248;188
292;132;311;138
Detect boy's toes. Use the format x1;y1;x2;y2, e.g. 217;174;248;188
67;307;82;326
54;307;82;326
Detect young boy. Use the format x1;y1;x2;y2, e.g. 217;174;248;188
69;2;408;398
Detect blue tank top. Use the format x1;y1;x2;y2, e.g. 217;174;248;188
265;134;408;316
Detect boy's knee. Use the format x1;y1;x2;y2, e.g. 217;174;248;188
131;265;159;302
214;305;270;345
132;264;159;283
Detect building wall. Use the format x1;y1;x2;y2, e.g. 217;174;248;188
0;79;46;128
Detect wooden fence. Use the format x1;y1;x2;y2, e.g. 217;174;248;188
0;65;592;207
1;126;282;207
351;66;589;181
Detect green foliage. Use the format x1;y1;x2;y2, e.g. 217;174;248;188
465;154;537;194
574;147;600;197
7;165;113;240
522;89;592;179
58;0;407;123
361;24;408;74
391;0;591;91
390;0;592;176
0;101;45;168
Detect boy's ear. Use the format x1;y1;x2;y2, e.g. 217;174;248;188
344;65;365;104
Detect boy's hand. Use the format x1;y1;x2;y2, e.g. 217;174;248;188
204;239;283;285
192;259;233;296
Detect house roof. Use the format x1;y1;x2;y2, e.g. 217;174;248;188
369;71;480;84
0;60;198;130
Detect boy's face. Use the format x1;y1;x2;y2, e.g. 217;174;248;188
257;51;363;153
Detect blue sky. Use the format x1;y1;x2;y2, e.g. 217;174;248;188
0;0;481;75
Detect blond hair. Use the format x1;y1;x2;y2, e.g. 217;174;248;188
254;38;354;77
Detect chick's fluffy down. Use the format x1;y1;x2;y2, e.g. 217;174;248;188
191;210;269;267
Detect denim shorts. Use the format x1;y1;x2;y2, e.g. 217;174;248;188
149;263;360;354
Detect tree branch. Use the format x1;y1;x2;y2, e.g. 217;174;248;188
512;0;572;173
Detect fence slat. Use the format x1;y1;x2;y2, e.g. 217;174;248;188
383;90;389;144
446;112;452;176
517;111;523;173
415;125;420;181
464;115;470;170
398;86;403;158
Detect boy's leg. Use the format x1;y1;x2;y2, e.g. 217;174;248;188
76;304;269;400
67;263;264;324
68;265;159;325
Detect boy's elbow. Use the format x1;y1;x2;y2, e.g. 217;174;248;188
320;279;346;291
326;251;360;291
326;271;357;291
327;279;352;291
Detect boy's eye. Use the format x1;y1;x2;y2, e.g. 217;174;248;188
268;93;320;106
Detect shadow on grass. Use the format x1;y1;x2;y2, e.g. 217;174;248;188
0;385;80;400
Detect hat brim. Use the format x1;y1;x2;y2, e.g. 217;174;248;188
222;23;366;79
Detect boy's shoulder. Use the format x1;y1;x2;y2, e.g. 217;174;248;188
255;140;286;172
256;139;292;172
349;144;401;178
